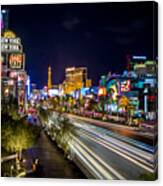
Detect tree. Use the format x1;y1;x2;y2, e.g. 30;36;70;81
52;96;60;110
118;96;130;123
126;104;136;126
89;99;98;112
1;118;39;158
118;96;137;125
118;96;129;112
1;96;20;121
79;98;85;107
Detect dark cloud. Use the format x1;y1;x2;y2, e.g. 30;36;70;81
114;36;135;45
104;18;147;35
131;18;147;30
104;26;131;34
84;32;93;39
61;17;80;31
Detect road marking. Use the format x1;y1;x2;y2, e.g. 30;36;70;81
70;143;106;179
72;135;126;180
80;131;155;173
79;128;155;166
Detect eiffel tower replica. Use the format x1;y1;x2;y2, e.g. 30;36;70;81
47;66;52;89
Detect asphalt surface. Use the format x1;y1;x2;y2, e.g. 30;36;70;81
75;130;152;180
67;114;157;146
24;130;86;178
24;113;156;180
59;114;156;179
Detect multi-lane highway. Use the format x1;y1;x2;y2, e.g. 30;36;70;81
48;112;157;180
67;113;157;146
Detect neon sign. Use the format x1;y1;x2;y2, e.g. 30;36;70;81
1;32;22;53
98;87;107;96
120;80;131;92
1;43;22;52
8;53;24;70
132;56;147;60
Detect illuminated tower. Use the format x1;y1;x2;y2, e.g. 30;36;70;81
1;9;9;32
48;66;52;89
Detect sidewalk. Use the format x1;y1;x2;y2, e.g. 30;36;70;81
21;130;86;178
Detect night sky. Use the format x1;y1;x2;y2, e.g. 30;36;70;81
2;2;158;88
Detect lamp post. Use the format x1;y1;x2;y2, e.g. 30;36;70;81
144;86;148;120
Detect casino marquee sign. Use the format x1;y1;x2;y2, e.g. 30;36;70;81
1;30;23;53
8;53;25;70
1;30;25;70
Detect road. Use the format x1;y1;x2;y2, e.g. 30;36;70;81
23;130;86;178
29;111;157;180
49;112;157;179
71;129;156;179
66;113;157;146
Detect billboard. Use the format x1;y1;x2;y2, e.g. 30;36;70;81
8;53;25;70
1;38;22;53
120;80;131;92
1;31;22;53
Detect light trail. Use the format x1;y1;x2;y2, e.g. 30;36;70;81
78;130;155;173
70;143;111;179
70;120;156;166
71;135;126;180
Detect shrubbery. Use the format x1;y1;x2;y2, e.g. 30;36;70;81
1;97;40;156
1;113;40;155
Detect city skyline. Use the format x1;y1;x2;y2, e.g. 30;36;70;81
1;2;158;179
2;2;158;88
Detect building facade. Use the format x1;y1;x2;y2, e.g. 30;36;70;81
61;67;92;95
100;55;157;121
1;10;28;114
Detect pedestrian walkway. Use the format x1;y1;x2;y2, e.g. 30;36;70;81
23;130;86;178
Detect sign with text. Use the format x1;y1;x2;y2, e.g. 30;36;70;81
1;37;22;53
8;53;25;70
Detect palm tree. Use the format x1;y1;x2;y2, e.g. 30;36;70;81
118;96;129;111
126;104;136;126
118;95;129;123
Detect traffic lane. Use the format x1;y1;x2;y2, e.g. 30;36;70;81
75;130;151;180
67;114;156;145
23;130;86;178
76;127;155;165
71;119;155;154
